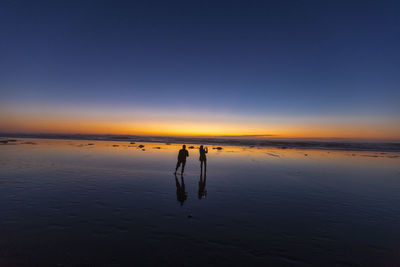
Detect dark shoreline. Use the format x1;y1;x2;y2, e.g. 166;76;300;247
1;133;400;152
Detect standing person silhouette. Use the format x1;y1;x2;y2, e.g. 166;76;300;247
175;145;189;174
199;145;208;170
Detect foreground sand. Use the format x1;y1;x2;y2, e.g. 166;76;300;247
0;139;399;266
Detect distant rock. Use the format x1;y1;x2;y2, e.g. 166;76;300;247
165;143;171;145
0;139;18;144
361;154;379;158
138;144;145;148
153;147;161;149
87;143;94;146
188;146;195;149
130;142;135;144
22;142;37;145
213;147;223;150
112;145;119;147
304;154;308;156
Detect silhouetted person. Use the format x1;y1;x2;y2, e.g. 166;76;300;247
199;145;208;170
175;174;187;206
175;145;189;174
198;161;207;199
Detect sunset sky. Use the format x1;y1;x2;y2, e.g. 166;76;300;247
1;0;399;140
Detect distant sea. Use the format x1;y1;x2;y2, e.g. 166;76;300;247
1;133;399;152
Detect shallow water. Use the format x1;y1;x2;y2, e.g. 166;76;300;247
0;139;400;266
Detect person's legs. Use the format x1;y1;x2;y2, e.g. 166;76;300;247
181;160;186;173
175;160;181;172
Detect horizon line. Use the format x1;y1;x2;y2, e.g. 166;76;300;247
1;132;399;143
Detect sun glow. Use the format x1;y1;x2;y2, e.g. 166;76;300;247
1;107;399;141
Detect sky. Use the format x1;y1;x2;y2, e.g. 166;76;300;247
1;0;399;140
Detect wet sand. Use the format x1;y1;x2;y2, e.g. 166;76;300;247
1;139;400;266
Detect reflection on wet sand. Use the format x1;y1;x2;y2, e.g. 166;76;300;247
198;163;207;199
175;174;187;206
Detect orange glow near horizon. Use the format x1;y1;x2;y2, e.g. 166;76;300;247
1;110;399;141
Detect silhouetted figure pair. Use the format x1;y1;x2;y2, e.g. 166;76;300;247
175;145;189;174
174;144;208;174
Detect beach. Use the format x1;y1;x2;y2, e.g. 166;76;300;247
1;138;400;266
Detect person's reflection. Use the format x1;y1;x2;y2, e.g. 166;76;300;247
175;174;187;206
198;162;207;199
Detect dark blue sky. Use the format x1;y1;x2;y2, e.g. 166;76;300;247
0;0;399;138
